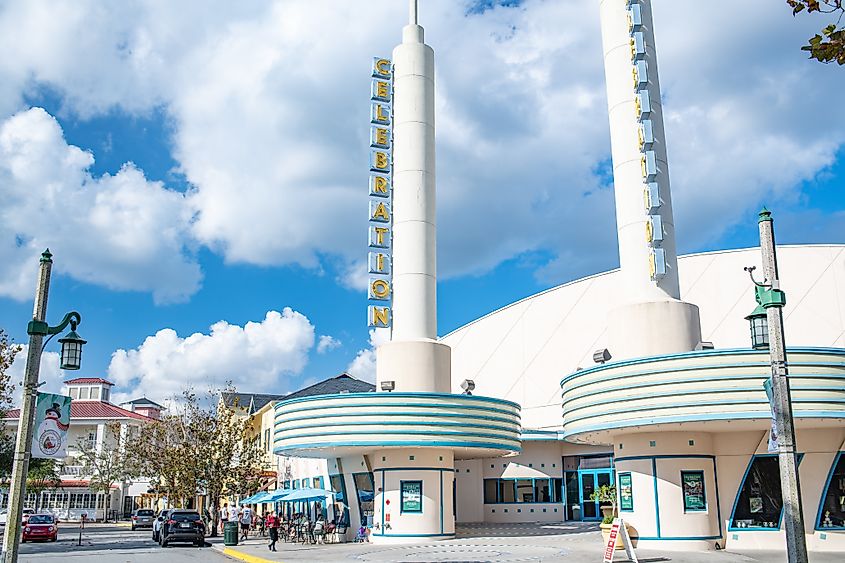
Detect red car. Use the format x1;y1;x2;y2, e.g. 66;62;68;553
22;514;58;543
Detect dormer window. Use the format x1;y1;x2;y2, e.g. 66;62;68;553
63;378;115;403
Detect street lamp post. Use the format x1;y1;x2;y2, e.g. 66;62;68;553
745;209;808;563
1;250;85;563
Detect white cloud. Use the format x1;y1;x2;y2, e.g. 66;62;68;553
7;346;63;399
0;108;201;303
107;308;316;404
345;328;390;383
316;335;341;354
0;0;842;294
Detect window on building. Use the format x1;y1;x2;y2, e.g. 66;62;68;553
329;474;349;526
515;479;534;503
102;388;110;402
91;387;101;400
483;479;498;504
353;473;374;526
87;430;97;451
69;388;79;400
535;479;551;503
313;476;324;490
498;480;515;503
264;429;271;451
818;452;845;529
552;478;563;503
79;387;90;400
283;480;291;490
731;455;788;530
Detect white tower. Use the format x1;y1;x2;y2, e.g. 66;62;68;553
600;0;702;359
376;0;451;392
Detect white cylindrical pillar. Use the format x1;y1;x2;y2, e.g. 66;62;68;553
599;0;680;302
391;24;437;343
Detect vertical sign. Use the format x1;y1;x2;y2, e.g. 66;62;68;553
681;471;706;511
618;473;634;511
627;0;665;281
368;57;393;328
32;392;72;459
400;480;423;513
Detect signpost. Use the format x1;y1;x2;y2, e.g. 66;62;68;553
602;519;638;563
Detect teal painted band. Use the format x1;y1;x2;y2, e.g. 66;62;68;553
275;391;521;411
635;535;722;541
560;347;845;385
274;419;518;436
275;401;521;420
562;371;845;404
563;396;845;425
272;440;521;455
563;384;845;415
562;410;845;438
562;361;845;392
275;409;518;426
373;467;455;473
616;454;715;462
274;428;520;443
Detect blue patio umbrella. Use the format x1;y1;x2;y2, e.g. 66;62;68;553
279;487;335;502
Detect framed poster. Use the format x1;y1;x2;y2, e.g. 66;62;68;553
618;473;634;511
681;470;706;512
401;480;423;513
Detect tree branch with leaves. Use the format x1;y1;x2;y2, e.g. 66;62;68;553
788;0;845;64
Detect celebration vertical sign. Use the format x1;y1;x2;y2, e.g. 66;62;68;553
368;57;393;328
627;0;665;282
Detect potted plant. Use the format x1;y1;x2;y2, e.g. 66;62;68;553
590;484;624;550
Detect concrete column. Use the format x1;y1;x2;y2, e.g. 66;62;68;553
599;0;701;358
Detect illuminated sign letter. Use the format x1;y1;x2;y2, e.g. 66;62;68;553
369;305;391;328
372;80;391;102
369;278;391;300
372;58;391;79
370;127;390;149
368;251;390;275
369;175;390;197
370;150;390;172
369;226;390;248
371;103;391;125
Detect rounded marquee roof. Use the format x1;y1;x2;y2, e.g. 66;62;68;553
440;244;845;431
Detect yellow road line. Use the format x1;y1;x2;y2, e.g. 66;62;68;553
222;546;280;563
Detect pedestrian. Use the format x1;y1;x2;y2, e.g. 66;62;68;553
240;505;253;541
228;503;239;526
220;503;229;534
266;511;279;551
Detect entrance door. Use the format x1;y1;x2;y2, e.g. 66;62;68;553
579;470;613;521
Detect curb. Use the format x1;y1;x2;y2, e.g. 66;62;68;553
221;546;280;563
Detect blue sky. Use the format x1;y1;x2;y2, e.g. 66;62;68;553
0;0;843;405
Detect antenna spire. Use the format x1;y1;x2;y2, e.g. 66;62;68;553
410;0;418;25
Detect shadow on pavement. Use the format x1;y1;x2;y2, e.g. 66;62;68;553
456;522;601;538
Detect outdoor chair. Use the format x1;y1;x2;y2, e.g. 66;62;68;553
332;523;347;543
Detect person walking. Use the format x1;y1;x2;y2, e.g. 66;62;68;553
220;503;229;535
239;505;253;541
266;511;279;552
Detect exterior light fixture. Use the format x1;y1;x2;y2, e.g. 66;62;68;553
743;266;781;351
593;349;612;364
380;380;395;392
745;300;769;350
58;317;86;370
460;379;475;395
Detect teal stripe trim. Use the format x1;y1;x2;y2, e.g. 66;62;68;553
563;397;845;425
373;467;455;473
275;429;521;442
562;372;845;404
275;409;518;426
275;391;521;410
562;361;845;392
275;401;521;419
560;347;845;385
563;384;845;414
636;535;722;541
370;532;455;537
652;458;660;538
562;410;845;438
273;440;521;454
274;419;518;435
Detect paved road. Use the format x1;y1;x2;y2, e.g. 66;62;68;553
17;523;229;563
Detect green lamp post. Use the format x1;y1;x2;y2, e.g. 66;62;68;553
1;250;85;563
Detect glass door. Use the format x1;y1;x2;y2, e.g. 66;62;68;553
580;473;597;520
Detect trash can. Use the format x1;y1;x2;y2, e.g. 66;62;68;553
224;521;239;546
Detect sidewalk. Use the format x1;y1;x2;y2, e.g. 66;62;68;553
208;523;845;563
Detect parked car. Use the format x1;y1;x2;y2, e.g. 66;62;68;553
160;509;205;548
0;508;35;527
21;514;58;543
131;508;155;531
152;509;173;543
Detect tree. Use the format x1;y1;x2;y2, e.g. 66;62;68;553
126;386;266;536
75;422;141;521
787;0;845;64
590;484;618;525
26;459;61;512
0;330;21;483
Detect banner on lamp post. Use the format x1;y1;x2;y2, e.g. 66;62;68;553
32;392;72;459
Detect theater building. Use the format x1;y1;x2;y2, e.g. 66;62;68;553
265;0;845;553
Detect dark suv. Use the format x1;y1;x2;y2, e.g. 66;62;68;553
160;510;205;547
